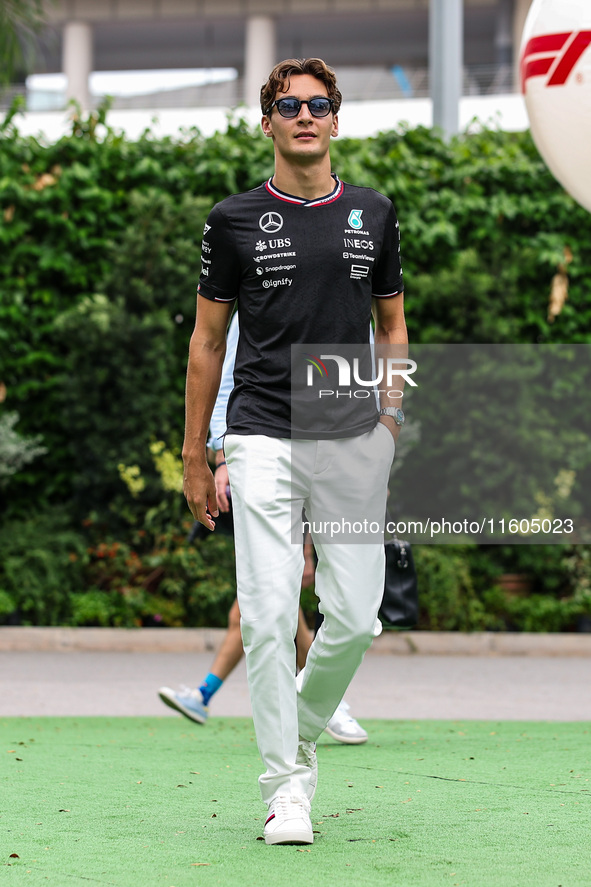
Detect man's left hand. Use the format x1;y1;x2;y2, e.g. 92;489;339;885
379;415;401;442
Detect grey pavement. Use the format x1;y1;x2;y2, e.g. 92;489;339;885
2;646;591;721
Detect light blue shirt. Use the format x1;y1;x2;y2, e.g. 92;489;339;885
208;312;239;451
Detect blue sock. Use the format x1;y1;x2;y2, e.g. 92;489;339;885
198;673;223;706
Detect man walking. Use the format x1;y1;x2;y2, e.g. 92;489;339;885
182;57;406;845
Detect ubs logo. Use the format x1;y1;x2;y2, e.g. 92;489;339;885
259;212;284;233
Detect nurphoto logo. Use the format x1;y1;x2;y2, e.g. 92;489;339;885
304;352;417;396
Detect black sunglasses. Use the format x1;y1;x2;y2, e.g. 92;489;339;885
265;97;335;119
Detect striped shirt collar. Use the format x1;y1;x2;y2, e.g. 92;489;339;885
265;174;344;207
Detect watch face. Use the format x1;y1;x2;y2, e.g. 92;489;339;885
380;407;405;425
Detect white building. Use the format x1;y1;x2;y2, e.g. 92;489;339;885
7;0;534;140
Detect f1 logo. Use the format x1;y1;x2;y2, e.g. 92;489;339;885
521;30;591;92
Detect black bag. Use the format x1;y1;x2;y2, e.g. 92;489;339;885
379;535;419;629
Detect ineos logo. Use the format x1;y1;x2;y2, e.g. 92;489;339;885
259;212;284;233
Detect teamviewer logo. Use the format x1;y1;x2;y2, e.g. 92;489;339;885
521;30;591;93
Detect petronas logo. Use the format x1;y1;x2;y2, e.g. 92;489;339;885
348;210;363;229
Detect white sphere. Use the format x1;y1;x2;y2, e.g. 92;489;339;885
521;0;591;212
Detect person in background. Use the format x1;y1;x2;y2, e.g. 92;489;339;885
159;313;369;745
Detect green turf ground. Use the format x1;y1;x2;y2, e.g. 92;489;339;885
2;717;590;887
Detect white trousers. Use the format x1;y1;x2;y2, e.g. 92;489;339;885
224;426;394;805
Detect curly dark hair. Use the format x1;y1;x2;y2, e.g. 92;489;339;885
260;58;342;116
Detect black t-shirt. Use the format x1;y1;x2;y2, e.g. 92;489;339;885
198;175;403;439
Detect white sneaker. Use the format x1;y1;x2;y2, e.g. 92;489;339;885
324;701;368;745
296;739;318;801
264;794;313;845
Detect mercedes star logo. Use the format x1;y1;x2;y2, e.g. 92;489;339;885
259;212;284;233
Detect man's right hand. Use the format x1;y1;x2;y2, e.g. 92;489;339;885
183;461;218;531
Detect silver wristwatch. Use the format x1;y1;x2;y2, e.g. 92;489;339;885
379;406;405;426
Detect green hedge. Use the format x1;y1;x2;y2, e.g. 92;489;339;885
2;513;590;631
1;101;591;628
0;508;237;628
